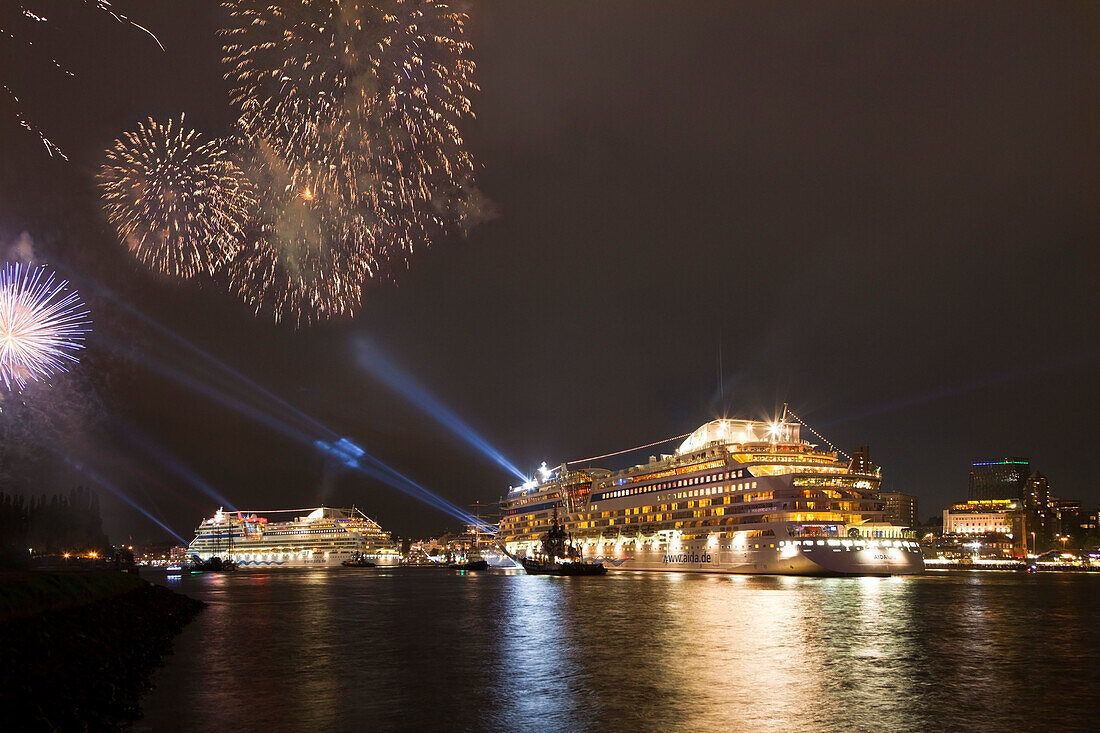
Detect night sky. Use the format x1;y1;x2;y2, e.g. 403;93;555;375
1;1;1097;542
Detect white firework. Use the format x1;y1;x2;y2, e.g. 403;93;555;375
0;263;91;391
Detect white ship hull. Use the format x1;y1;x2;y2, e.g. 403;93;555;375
582;542;923;575
503;541;923;575
503;524;925;576
231;550;402;568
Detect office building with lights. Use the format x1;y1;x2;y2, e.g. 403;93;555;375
880;492;919;528
968;458;1031;501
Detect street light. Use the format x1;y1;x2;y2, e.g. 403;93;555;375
1030;531;1036;556
1060;535;1068;551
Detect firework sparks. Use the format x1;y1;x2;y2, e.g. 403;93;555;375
1;1;162;158
0;263;91;392
98;116;257;279
219;0;483;322
221;135;384;325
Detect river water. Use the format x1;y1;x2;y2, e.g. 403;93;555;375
137;569;1099;731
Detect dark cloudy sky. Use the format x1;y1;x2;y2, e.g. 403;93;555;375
1;1;1097;542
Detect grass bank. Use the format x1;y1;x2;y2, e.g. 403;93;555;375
0;570;146;621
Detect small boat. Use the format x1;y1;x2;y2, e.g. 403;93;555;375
452;559;489;571
519;512;607;576
191;555;237;572
341;552;377;567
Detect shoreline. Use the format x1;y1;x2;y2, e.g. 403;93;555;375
0;571;205;731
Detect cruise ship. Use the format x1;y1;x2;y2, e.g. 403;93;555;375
497;411;924;575
187;506;401;567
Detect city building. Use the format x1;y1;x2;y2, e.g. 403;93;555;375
880;492;918;528
942;498;1028;554
968;458;1030;501
940;459;1094;556
942;499;1019;535
1024;472;1051;508
1053;501;1099;544
930;532;1017;562
850;445;876;475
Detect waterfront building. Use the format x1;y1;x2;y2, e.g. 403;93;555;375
942;499;1019;535
880;492;918;528
968;458;1031;501
942;498;1029;554
1053;501;1099;545
931;531;1016;561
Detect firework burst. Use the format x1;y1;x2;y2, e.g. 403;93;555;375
0;263;91;392
219;0;483;322
98;116;257;279
225;137;381;324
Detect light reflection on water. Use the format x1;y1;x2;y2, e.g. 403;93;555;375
137;570;1100;732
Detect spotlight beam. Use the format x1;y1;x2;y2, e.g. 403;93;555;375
354;336;526;482
106;332;495;532
96;292;499;532
104;338;317;447
109;297;337;440
65;457;188;545
112;420;238;511
314;438;496;534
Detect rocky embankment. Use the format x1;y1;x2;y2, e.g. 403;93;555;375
0;571;205;731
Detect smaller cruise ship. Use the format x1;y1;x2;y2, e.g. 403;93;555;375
187;506;401;567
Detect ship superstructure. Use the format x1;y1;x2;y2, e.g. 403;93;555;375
498;412;924;575
188;506;400;568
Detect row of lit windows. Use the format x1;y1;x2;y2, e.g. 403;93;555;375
597;480;761;508
202;528;361;537
598;470;752;501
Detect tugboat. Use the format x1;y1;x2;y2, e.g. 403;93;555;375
521;513;607;576
341;552;377;567
189;526;237;571
190;554;237;572
453;557;489;571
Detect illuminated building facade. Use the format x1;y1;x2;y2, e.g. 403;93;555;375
880;492;918;528
942;499;1020;535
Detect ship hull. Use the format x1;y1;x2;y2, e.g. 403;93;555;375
231;552;402;569
505;537;924;576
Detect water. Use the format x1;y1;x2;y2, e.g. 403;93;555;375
137;569;1100;731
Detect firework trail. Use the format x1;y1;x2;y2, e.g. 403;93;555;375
219;0;483;322
1;1;163;158
0;263;91;392
99;116;257;279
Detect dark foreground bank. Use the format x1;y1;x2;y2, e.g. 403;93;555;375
0;572;205;731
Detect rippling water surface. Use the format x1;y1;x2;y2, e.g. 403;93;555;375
138;569;1100;731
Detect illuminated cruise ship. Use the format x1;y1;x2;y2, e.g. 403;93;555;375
187;506;401;567
497;411;924;575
